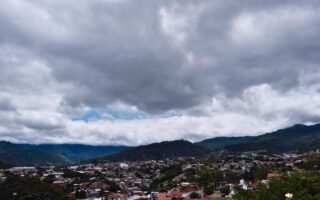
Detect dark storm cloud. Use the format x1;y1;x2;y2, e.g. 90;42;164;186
0;98;15;111
1;0;320;145
1;0;320;113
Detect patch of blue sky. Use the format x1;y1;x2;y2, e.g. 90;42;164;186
106;109;147;120
72;110;102;122
160;111;182;118
72;108;181;122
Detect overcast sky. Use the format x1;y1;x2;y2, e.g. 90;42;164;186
0;0;320;145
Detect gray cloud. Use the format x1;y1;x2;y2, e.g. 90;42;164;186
0;98;15;112
0;0;320;144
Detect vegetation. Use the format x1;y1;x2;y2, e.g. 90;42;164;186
0;159;11;169
197;124;320;154
196;166;241;187
0;175;70;200
150;164;182;191
189;192;201;199
102;123;320;162
16;143;128;162
234;172;320;200
0;141;70;167
1;123;320;166
298;153;320;170
105;179;121;193
0;150;70;166
198;136;253;150
224;124;320;153
253;166;269;180
103;140;209;161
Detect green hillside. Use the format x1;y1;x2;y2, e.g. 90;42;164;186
198;124;320;153
16;143;128;162
197;136;254;150
101;140;210;161
0;141;70;167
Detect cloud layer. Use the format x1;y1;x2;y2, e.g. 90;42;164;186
0;0;320;145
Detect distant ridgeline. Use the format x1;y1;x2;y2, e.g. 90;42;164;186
99;123;320;162
0;141;128;167
1;123;320;167
198;123;320;153
100;140;210;162
0;141;70;167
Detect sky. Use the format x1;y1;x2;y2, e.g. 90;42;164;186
0;0;320;146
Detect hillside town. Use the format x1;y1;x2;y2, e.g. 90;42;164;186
1;150;318;200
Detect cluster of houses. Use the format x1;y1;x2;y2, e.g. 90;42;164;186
0;151;312;200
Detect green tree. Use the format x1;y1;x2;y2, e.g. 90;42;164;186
204;185;214;195
235;172;320;200
0;175;70;200
75;189;86;199
43;174;55;184
254;167;269;180
105;179;120;193
189;192;201;199
220;185;230;196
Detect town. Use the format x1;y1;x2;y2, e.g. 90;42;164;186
1;150;318;200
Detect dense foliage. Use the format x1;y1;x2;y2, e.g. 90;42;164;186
0;175;70;200
234;172;320;200
150;164;182;191
297;153;320;170
196;166;241;187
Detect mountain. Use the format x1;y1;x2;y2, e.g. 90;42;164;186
0;150;70;167
0;141;70;167
0;158;11;169
0;141;127;167
98;123;320;162
1;123;320;165
100;140;210;161
198;123;320;153
15;144;128;162
198;136;254;150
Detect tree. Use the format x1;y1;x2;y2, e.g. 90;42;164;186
0;175;70;200
105;179;120;193
234;189;256;200
43;174;55;184
254;167;269;180
196;166;213;187
204;185;214;195
224;171;240;183
189;192;201;199
304;153;320;170
220;185;230;196
75;190;86;199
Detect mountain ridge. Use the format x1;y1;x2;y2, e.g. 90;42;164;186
0;141;70;167
0;141;128;167
99;123;320;161
221;123;320;153
1;123;320;165
16;143;128;162
100;139;210;161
